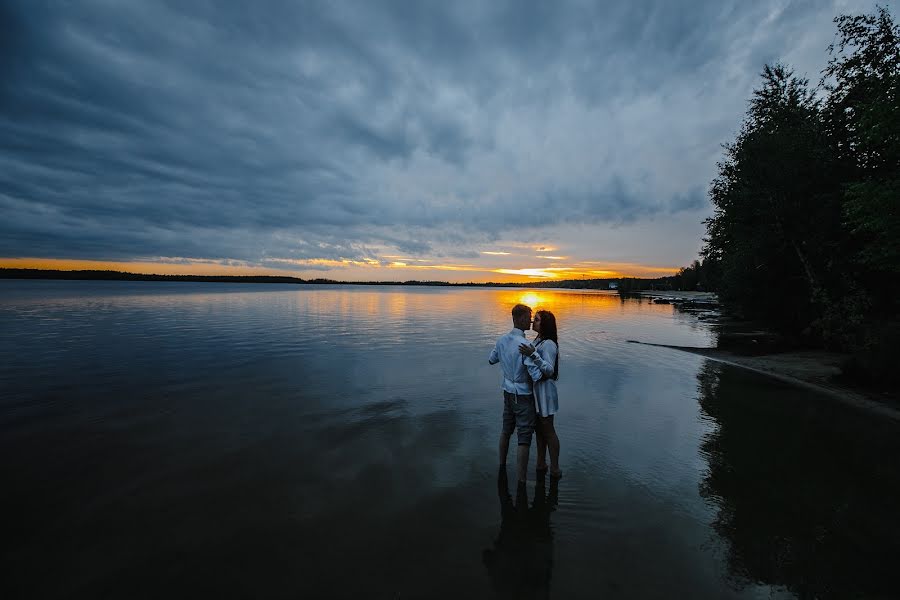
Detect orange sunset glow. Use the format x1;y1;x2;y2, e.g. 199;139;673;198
0;256;681;283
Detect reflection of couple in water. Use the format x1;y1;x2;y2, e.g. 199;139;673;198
489;303;562;483
483;469;559;599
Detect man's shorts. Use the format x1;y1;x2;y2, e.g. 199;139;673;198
502;391;536;446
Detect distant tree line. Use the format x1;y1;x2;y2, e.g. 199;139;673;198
0;269;313;284
697;7;898;383
0;269;463;286
662;258;720;292
0;268;621;289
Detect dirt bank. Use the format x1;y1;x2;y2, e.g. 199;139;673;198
629;340;900;421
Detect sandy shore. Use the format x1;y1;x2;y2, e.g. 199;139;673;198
629;341;900;421
626;289;899;419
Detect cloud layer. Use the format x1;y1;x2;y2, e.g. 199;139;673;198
0;0;880;278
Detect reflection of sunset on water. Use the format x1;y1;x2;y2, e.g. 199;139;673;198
493;288;680;324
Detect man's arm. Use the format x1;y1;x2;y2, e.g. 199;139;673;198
488;339;500;364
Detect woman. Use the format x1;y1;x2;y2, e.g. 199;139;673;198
519;310;561;478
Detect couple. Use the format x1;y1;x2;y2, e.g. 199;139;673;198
489;303;562;483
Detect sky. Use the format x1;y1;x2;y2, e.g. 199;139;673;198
0;0;882;282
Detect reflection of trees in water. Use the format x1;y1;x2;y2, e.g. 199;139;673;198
697;361;900;598
483;469;558;600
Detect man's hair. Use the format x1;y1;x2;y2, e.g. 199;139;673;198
511;304;532;321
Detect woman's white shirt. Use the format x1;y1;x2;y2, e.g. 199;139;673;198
524;338;558;417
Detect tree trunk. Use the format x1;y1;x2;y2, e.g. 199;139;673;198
790;238;819;293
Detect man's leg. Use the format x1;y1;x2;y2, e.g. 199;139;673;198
516;443;530;483
499;393;515;465
499;431;512;466
513;394;537;483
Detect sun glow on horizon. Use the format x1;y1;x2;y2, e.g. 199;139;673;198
518;292;543;307
0;256;682;282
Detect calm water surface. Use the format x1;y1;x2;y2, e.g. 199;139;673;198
1;281;898;599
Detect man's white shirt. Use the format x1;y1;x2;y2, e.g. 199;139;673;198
488;328;534;395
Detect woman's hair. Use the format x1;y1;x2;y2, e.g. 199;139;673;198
535;310;559;379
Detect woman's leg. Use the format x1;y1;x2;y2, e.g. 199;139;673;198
541;415;561;476
535;421;548;470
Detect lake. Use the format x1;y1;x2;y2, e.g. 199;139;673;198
1;281;898;599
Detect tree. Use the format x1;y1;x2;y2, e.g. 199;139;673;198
820;6;900;379
822;6;899;280
704;6;899;382
703;64;841;329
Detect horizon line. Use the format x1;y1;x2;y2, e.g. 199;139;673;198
0;267;673;286
0;257;683;282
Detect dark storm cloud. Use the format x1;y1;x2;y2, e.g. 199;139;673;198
0;0;877;264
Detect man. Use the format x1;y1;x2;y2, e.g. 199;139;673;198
489;303;536;483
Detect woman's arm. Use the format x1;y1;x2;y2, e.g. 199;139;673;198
524;341;556;381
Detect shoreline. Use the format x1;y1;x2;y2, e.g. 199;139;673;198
0;267;623;289
629;341;900;421
629;290;718;301
630;290;900;419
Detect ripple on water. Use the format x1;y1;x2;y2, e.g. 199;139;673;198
2;282;898;599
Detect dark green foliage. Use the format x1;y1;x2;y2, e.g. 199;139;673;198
668;258;719;292
703;6;899;383
818;7;900;362
704;64;841;329
844;180;900;271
